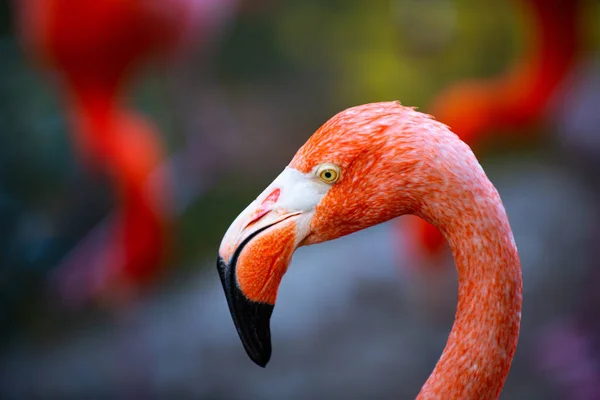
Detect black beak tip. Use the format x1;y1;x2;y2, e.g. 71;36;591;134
217;255;275;368
250;350;270;368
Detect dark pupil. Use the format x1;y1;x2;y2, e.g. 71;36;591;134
324;171;332;179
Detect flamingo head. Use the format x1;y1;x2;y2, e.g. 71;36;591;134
217;101;458;366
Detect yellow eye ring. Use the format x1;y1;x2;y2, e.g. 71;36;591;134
316;163;340;184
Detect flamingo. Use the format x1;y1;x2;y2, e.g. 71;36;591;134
402;0;583;266
15;0;203;303
216;102;522;398
14;2;211;394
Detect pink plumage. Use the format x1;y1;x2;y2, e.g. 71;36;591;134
217;101;523;398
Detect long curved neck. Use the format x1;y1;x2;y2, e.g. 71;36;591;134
66;86;171;285
416;161;522;399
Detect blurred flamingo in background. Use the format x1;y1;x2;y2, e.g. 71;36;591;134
16;0;197;305
15;0;250;306
15;0;246;396
399;0;584;271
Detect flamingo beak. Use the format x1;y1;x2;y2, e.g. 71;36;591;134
217;187;303;367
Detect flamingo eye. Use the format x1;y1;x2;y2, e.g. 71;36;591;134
316;163;340;184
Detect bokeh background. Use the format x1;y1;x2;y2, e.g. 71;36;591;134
1;0;600;398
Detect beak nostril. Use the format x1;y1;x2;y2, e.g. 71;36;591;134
244;208;270;230
243;188;281;230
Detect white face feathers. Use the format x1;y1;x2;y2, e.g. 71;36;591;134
218;166;338;261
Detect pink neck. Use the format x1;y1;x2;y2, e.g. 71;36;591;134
416;170;522;398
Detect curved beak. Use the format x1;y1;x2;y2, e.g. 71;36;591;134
217;183;305;367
